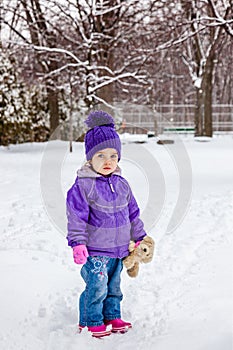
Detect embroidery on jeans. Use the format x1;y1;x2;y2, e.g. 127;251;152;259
91;257;109;280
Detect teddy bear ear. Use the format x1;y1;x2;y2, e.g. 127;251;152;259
144;236;154;245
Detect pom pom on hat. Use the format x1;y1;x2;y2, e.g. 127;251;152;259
84;110;121;161
85;110;114;129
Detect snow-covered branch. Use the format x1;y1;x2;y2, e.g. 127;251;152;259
88;94;115;109
207;0;233;36
88;72;147;94
149;25;207;53
181;54;202;89
32;45;89;67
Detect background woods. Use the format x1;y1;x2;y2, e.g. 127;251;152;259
1;0;232;145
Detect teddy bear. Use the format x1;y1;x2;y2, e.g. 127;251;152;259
123;235;155;277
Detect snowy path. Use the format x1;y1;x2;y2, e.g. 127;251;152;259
0;136;232;350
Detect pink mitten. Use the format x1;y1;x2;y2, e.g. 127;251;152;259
73;245;89;264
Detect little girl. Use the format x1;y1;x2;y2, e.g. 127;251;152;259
66;110;148;338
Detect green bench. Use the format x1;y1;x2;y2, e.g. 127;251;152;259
163;127;195;133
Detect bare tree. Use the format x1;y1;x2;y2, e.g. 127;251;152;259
2;1;154;119
178;0;231;136
68;0;150;109
1;0;232;139
207;0;233;37
5;0;61;133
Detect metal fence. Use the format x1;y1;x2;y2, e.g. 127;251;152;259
118;104;233;134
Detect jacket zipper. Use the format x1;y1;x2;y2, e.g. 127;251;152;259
108;178;119;254
108;178;115;193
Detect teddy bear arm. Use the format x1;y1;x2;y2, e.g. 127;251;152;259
123;255;135;269
127;262;139;278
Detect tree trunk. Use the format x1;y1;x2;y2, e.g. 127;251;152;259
194;88;204;136
45;55;60;135
97;50;114;111
47;87;59;134
21;0;60;137
94;0;116;109
203;57;214;137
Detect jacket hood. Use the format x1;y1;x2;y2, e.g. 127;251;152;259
77;163;122;179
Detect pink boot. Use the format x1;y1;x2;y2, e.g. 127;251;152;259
88;324;112;338
104;318;132;333
78;324;111;338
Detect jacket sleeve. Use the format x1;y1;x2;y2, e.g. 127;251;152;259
66;178;90;247
127;183;147;242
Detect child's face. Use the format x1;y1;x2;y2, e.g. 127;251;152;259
91;148;119;175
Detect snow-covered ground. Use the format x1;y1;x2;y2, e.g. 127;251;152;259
0;134;232;350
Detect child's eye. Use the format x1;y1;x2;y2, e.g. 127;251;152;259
98;154;104;158
111;154;118;159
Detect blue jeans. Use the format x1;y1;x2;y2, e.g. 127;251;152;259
79;256;123;327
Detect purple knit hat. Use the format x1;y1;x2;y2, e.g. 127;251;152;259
84;110;121;161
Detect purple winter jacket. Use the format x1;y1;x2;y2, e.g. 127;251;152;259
66;164;146;258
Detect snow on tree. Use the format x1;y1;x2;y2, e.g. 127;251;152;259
1;0;232;141
178;0;232;136
0;50;49;145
